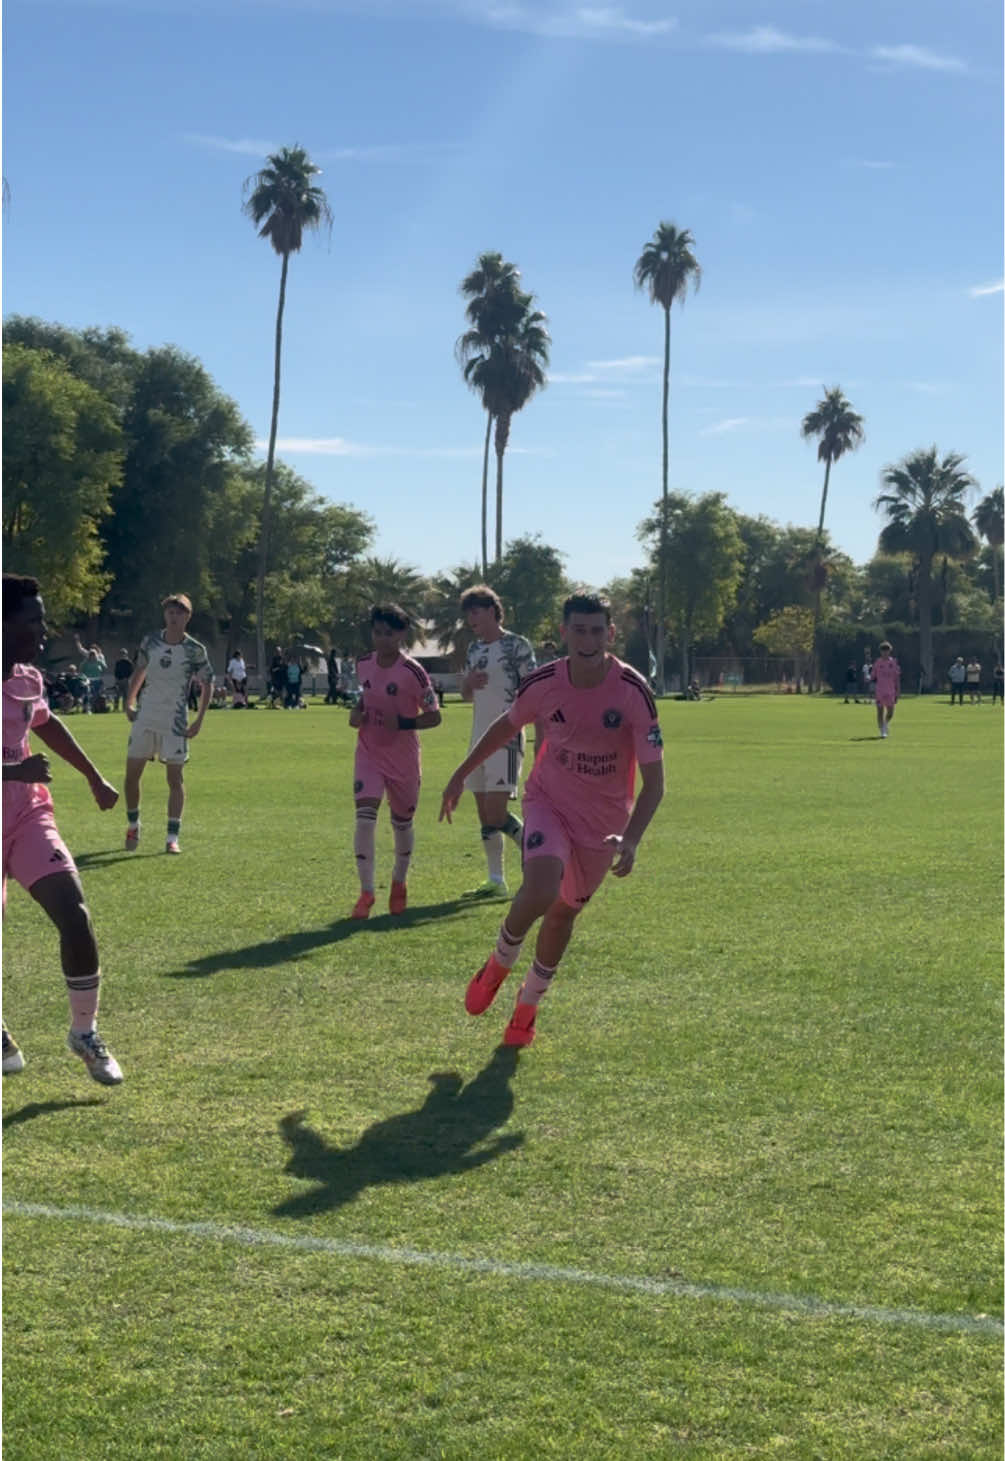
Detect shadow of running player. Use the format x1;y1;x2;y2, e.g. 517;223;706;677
273;1044;524;1218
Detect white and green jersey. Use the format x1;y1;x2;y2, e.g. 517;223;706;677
466;631;536;742
134;631;214;736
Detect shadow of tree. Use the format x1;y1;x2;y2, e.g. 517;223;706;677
3;1097;105;1130
273;1044;524;1217
168;898;478;978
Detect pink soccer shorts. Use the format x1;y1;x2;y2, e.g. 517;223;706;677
521;795;615;909
353;749;419;820
3;808;77;907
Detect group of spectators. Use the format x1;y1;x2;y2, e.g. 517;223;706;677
844;653;1002;705
45;639;136;714
947;656;1003;705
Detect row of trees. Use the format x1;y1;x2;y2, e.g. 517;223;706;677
166;141;1004;693
5;312;999;690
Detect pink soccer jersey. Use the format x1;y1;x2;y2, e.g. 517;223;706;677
356;651;438;777
872;656;900;703
507;655;663;847
2;665;53;825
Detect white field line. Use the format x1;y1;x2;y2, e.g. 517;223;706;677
4;1200;1001;1337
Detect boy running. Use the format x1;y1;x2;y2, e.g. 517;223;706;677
349;604;442;918
123;593;214;854
440;593;664;1047
2;573;123;1083
872;640;901;738
459;585;536;898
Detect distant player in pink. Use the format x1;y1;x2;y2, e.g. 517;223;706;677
348;603;441;919
872;640;901;739
2;573;124;1084
440;592;665;1047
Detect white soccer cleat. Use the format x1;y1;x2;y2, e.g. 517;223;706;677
67;1029;124;1085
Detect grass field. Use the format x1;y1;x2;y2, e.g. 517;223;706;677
3;694;1002;1460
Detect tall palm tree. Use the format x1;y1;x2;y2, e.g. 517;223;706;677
243;145;332;678
874;447;977;688
800;386;864;689
457;253;533;573
973;485;1004;606
633;222;701;693
460;293;549;566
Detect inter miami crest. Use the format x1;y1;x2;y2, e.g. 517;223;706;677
526;830;545;850
602;708;623;729
386;682;398;696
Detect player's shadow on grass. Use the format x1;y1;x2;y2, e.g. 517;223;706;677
3;1097;105;1130
272;1044;524;1217
74;850;145;871
170;898;478;978
848;734;884;742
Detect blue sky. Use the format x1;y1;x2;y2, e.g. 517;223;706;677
4;0;1002;588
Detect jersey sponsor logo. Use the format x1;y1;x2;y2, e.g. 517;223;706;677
647;724;663;748
602;708;623;729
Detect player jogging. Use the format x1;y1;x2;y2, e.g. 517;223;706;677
123;594;214;854
872;640;901;739
349;604;442;918
440;592;665;1047
458;584;536;898
2;573;123;1083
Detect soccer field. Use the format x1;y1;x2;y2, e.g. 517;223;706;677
3;696;1002;1460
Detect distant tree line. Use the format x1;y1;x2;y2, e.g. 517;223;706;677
3;315;1000;688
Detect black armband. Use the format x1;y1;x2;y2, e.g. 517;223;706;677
397;715;417;730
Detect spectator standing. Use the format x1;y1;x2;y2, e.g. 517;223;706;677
73;637;107;712
992;661;1004;706
965;656;982;704
113;649;134;711
227;649;249;708
948;657;966;705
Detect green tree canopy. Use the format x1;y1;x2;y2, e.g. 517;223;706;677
2;341;123;621
874;446;977;685
639;491;743;689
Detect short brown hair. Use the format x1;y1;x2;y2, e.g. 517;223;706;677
162;593;193;614
563;592;611;623
460;584;503;621
879;640;892;652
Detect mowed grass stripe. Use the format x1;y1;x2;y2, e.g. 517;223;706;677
6;1201;1001;1337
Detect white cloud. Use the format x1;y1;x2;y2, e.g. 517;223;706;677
547;371;598;384
700;415;794;436
870;44;967;73
586;354;660;373
706;26;843;55
969;280;1004;298
701;417;751;435
184;133;280;157
482;4;676;39
260;437;482;459
259;437;551;458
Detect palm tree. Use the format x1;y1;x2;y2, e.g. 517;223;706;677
425;561;485;663
633;222;701;693
457;254;545;570
874;447;977;688
800;386;864;689
243;145;332;679
973;485;1004;606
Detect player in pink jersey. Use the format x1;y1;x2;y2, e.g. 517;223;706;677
348;604;441;918
2;574;124;1084
440;592;664;1046
871;640;901;739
